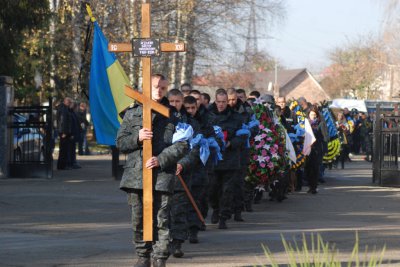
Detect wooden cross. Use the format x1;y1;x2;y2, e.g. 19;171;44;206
108;1;185;241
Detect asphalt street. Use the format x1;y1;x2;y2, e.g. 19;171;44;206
1;155;399;266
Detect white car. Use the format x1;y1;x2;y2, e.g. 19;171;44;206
12;113;45;162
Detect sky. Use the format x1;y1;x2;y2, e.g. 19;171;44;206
264;0;385;73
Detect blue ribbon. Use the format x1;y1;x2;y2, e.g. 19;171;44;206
190;134;209;166
236;124;251;148
248;114;260;129
213;125;226;151
172;122;194;144
190;134;223;166
207;137;223;164
288;122;305;143
322;108;338;138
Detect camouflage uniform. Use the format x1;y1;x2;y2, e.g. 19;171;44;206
117;98;188;261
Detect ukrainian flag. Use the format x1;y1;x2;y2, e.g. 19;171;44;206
89;21;133;145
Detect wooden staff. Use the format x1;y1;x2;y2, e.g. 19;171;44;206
177;174;205;225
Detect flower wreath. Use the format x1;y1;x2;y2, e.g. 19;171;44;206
247;98;290;185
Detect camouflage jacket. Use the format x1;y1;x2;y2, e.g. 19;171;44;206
117;98;188;194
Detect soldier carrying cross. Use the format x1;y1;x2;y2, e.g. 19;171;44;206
112;1;188;267
117;74;188;267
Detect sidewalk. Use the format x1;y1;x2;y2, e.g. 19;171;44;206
1;155;399;266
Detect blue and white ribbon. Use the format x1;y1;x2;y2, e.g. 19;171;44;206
172;122;194;143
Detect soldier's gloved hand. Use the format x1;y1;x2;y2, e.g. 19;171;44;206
176;164;183;175
145;156;159;169
139;128;153;142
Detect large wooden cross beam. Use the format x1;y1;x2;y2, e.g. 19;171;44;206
109;2;185;241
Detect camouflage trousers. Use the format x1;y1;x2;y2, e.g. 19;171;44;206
209;170;235;220
187;184;208;229
127;190;171;260
170;191;189;241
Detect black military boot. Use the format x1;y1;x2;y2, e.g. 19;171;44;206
189;227;199;244
171;239;184;258
234;211;244;222
218;218;227;229
244;201;253;212
133;257;150;267
199;222;206;231
211;209;219;224
152;258;166;267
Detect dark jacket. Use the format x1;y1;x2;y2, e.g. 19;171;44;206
117;98;188;194
76;109;89;131
69;109;80;141
57;103;71;135
231;99;255;166
188;105;218;186
171;108;200;191
209;103;245;170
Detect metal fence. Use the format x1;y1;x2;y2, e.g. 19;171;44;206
8;100;53;178
372;104;400;187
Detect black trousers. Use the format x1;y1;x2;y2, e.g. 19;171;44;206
209;170;235;220
57;134;71;169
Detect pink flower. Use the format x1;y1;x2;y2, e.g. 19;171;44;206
260;162;266;168
259;124;265;129
268;162;274;169
259;140;265;146
266;137;272;141
253;155;258;160
261;149;267;156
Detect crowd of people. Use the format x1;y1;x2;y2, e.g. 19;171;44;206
55;97;89;170
115;74;377;267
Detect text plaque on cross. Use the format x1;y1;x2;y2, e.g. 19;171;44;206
132;38;160;57
108;2;186;241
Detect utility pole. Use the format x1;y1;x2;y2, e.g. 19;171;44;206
243;0;258;70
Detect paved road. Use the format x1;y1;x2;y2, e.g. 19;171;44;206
1;155;399;266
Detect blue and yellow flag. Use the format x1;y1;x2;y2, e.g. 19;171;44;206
89;21;133;145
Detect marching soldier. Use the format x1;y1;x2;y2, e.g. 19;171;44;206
117;74;188;267
167;89;200;258
208;88;246;229
184;95;217;243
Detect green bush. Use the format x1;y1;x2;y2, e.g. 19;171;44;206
259;233;386;267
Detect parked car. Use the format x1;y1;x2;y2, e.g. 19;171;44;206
12;113;45;162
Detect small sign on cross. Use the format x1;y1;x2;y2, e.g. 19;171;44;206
108;2;186;241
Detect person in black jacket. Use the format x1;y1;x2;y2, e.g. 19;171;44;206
183;95;216;243
305;105;329;194
56;97;72;170
208;88;246;229
227;88;253;221
167;89;200;258
68;101;81;169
